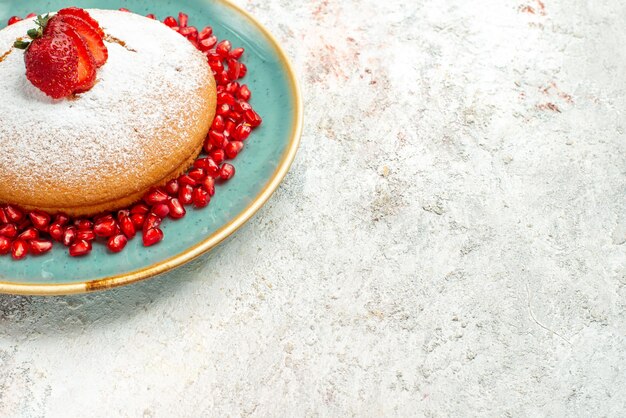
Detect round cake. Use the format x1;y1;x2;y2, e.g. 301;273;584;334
0;10;216;216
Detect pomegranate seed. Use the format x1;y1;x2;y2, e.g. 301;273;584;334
198;26;213;40
17;218;31;231
0;236;10;255
230;47;245;59
235;100;252;113
225;141;244;159
233;123;252;141
144;188;169;205
203;140;214;154
167;198;186;219
238;84;251;101
26;13;37;18
131;203;150;215
0;208;8;224
216;71;230;85
19;227;38;241
209;130;226;148
54;213;70;226
216;103;231;116
198;35;217;52
210;149;226;165
220;163;236;180
77;230;96;242
217;92;236;106
178;174;198;187
224;119;236;135
49;223;64;242
63;227;77;247
0;224;17;238
178;184;194;205
5;205;24;222
226;82;240;94
216;40;231;57
209;58;224;73
244;109;262;127
130;213;145;229
146;13;157;19
69;240;92;257
119;8;130;12
165;179;180;195
143;213;162;232
11;240;28;260
171;26;180;33
188;167;207;181
239;63;247;78
151;203;170;218
211;115;225;131
192;187;210;208
29;210;51;231
94;216;117;238
202;158;220;178
163;16;177;27
201;176;216;196
118;214;136;239
143;228;164;247
75;219;93;231
227;60;241;80
179;26;197;40
29;239;53;255
178;12;188;28
107;234;128;253
7;16;22;26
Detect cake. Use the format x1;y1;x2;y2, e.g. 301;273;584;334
0;9;217;216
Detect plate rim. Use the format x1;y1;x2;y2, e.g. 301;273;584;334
0;0;303;296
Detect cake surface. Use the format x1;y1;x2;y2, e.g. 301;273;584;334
0;10;216;216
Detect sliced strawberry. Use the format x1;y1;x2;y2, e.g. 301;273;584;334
25;32;79;99
53;14;108;67
45;19;96;93
57;7;105;38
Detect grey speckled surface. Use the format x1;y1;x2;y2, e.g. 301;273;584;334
1;0;626;416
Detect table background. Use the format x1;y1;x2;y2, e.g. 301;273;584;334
1;0;625;416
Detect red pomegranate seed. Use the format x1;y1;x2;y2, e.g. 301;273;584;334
7;16;22;26
178;174;198;187
118;214;136;239
230;47;245;59
216;103;231;116
201;158;220;178
5;205;24;222
211;115;225;131
77;230;96;242
203;140;213;154
130;213;145;229
198;26;213;40
201;176;216;196
198;35;217;52
216;40;231;57
244;109;262;127
0;236;10;255
217;92;235;106
238;84;251;101
26;13;37;18
233;123;252;141
210;149;226;165
216;71;230;85
29;239;53;255
220;163;236;180
209;130;226;148
146;13;157;19
54;213;70;226
29;210;51;231
192;187;210;208
11;239;28;260
17;218;31;230
226;81;240;94
0;224;17;238
94;216;117;238
178;184;194;205
143;227;164;247
179;26;197;40
19;227;38;241
143;213;162;232
165;179;180;195
49;223;64;242
75;219;93;231
69;240;92;257
151;203;170;218
0;208;8;224
178;12;188;28
63;226;77;247
188;167;206;181
119;8;130;12
225;141;244;159
131;203;150;215
209;58;225;73
167;198;186;219
239;63;247;78
107;234;128;253
227;60;241;80
163;16;177;27
235;100;252;113
144;188;169;205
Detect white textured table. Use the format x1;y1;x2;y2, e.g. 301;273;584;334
1;1;625;416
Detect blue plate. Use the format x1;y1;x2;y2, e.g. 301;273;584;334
0;0;302;295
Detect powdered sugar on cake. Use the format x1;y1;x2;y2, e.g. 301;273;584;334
0;10;207;197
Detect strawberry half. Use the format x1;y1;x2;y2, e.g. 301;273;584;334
50;14;108;67
45;18;96;92
57;7;105;38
